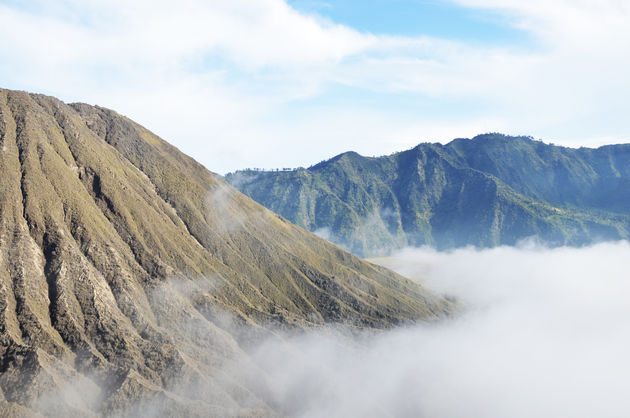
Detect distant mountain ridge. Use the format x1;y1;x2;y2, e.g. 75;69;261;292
227;134;630;257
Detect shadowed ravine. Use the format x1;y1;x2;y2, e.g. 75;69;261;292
0;88;452;417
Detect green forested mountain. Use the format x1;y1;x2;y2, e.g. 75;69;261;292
226;134;630;257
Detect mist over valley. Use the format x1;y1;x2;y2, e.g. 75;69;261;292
2;0;629;416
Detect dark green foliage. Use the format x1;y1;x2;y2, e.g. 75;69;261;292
227;133;630;257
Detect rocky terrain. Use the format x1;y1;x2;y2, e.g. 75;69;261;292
0;88;451;417
228;134;630;256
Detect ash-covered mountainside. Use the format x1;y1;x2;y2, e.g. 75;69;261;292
0;88;451;417
227;134;630;257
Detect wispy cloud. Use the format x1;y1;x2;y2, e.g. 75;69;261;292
1;0;628;173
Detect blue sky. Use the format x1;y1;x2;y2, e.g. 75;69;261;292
289;0;528;43
1;0;629;173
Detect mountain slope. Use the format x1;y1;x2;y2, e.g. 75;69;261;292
227;134;630;256
0;88;451;416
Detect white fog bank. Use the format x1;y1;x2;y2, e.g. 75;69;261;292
247;242;630;418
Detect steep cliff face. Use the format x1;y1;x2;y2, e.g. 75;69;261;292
0;89;450;416
227;135;630;256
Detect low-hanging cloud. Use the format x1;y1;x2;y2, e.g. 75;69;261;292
237;241;630;418
14;241;630;417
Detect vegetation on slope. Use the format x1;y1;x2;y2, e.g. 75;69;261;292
0;88;451;416
227;134;630;256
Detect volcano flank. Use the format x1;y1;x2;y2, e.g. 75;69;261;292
0;89;450;416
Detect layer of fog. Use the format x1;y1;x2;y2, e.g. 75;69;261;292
25;241;630;417
244;241;630;418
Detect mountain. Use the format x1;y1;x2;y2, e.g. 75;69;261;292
0;88;451;417
226;134;630;257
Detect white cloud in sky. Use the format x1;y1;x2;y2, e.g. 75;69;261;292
0;0;629;172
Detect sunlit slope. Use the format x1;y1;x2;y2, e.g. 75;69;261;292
227;134;630;256
0;88;450;416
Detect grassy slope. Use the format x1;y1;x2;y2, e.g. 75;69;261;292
0;88;451;416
